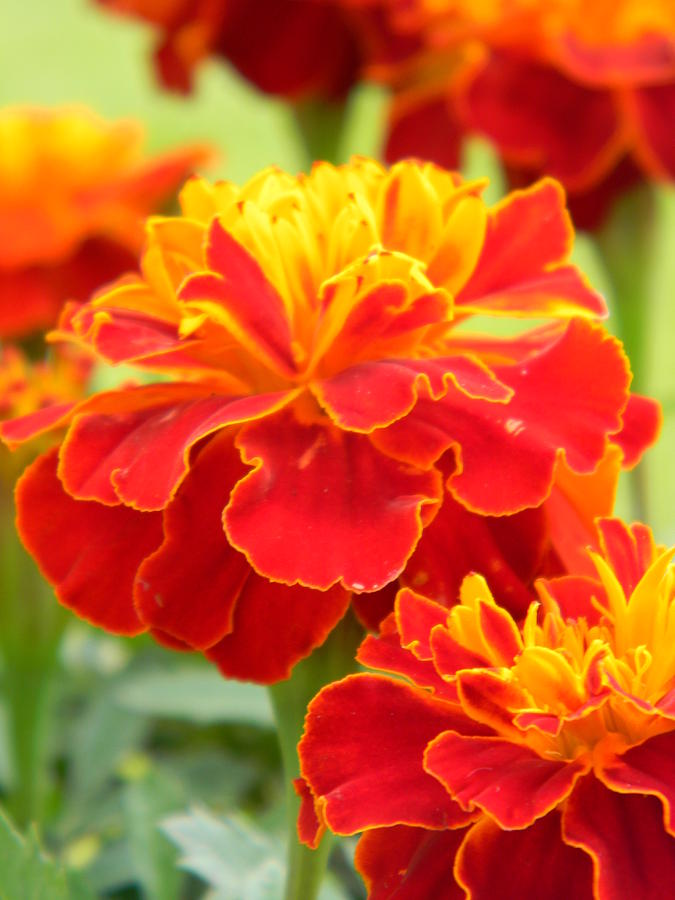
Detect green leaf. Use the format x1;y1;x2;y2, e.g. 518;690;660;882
122;766;185;900
162;808;350;900
0;808;94;900
113;667;274;728
162;808;283;900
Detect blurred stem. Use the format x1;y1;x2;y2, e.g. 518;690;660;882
595;186;656;521
596;186;655;393
292;98;349;167
268;611;363;900
0;481;65;825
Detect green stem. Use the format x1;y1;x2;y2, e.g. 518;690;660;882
268;611;363;900
291;98;349;168
0;483;65;825
595;186;656;521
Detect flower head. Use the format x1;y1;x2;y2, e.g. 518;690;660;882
0;105;209;338
373;0;675;227
298;517;675;897
1;158;646;682
96;0;376;97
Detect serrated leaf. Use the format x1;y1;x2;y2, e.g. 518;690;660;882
162;808;350;900
113;668;274;727
162;808;283;900
0;808;94;900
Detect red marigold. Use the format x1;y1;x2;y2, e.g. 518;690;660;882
298;517;675;898
0;106;209;338
371;0;675;228
95;0;386;97
0;159;650;683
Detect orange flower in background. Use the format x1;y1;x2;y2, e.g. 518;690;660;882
298;518;675;898
0;345;93;482
96;0;391;97
0;106;209;338
371;0;675;228
1;158;651;682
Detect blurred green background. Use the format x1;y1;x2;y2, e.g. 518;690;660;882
0;0;673;897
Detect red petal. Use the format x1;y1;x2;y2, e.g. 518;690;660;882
134;432;250;648
358;618;456;700
424;732;588;827
385;92;462;170
314;356;510;433
563;774;675;898
457;177;604;316
538;576;607;627
0;401;76;448
299;674;472;833
396;588;449;660
376;320;629;514
225;408;442;591
403;492;546;619
294;777;325;849
205;575;350;684
180;220;296;377
456;812;593;899
599;732;675;834
611;393;662;469
630;83;675;178
462;53;622;190
356;825;467;900
455;669;529;735
597;517;657;598
59;388;294;509
15;448;162;635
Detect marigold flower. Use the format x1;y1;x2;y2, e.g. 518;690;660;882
0;106;209;338
372;0;675;228
1;159;645;682
96;0;379;97
298;517;675;898
0;345;93;484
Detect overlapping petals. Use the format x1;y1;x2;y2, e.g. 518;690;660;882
95;0;388;98
2;158;653;682
298;518;675;897
366;0;675;227
0;105;208;337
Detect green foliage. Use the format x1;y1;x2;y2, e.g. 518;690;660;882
0;809;94;900
162;808;350;900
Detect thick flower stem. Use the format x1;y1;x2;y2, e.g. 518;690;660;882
596;186;656;521
268;611;363;900
292;98;349;168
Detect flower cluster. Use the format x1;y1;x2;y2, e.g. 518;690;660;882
298;517;675;898
0;106;208;338
1;157;652;682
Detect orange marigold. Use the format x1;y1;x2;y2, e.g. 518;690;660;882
0;105;209;338
0;159;657;683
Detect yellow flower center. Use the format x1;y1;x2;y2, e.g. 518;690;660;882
447;546;675;764
93;159;491;394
